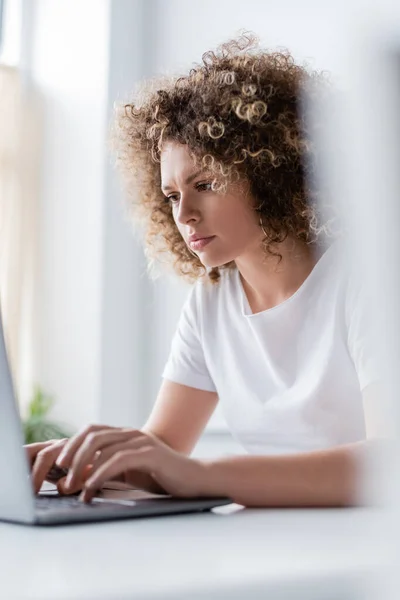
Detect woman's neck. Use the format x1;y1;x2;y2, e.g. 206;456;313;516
235;237;324;313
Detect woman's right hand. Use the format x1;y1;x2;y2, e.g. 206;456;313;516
25;439;93;495
24;428;165;496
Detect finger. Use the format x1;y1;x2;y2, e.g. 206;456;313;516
31;439;68;494
25;440;59;468
81;447;155;503
56;465;94;495
64;429;138;490
90;436;151;473
88;435;154;482
55;424;118;469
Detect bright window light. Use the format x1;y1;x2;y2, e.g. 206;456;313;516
0;0;22;66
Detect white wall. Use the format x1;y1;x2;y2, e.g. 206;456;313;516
97;0;159;429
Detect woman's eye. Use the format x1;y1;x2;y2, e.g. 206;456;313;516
196;182;212;191
164;195;179;204
163;182;211;205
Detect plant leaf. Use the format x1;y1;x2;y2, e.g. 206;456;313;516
28;385;54;419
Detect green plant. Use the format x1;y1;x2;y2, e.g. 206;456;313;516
23;385;71;444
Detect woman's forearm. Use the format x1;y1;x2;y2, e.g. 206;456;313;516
201;441;375;508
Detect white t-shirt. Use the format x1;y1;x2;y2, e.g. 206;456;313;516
162;241;381;455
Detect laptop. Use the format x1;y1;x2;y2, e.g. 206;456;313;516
0;310;232;525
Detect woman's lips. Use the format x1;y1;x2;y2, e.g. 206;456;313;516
189;236;216;251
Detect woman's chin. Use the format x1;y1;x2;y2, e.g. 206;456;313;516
197;253;234;269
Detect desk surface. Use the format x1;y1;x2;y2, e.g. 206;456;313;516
0;504;388;600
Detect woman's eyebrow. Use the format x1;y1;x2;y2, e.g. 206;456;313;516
161;169;205;191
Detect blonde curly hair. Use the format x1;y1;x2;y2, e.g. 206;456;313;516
111;32;336;285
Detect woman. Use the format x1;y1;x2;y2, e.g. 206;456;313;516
27;33;382;507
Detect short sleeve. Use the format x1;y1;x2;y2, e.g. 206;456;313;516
345;274;383;391
162;284;217;393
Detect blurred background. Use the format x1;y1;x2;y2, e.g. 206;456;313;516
0;0;398;457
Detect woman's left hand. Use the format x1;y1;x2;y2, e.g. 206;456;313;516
55;426;209;503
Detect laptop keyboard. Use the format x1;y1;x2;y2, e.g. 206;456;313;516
35;495;108;511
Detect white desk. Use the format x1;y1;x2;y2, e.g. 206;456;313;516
0;505;388;600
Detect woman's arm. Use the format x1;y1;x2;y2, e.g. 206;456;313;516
201;441;368;507
143;379;219;454
127;382;386;503
78;433;382;506
198;384;387;507
121;378;218;493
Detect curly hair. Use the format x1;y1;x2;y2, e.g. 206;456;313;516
111;32;337;285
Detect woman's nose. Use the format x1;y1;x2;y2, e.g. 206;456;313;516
175;195;198;225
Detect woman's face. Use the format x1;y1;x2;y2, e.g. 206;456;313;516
160;141;262;268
